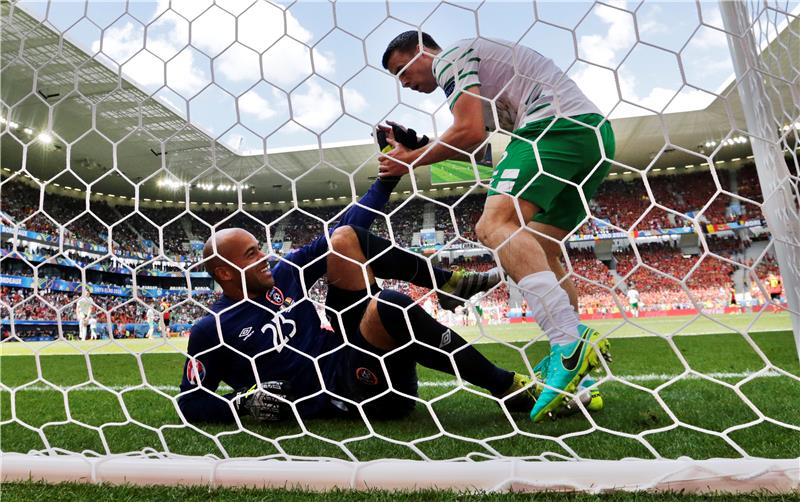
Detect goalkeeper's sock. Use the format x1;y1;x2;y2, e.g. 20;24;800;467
517;271;580;347
376;289;514;395
351;225;452;290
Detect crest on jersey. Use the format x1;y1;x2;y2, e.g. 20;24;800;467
284;297;293;307
266;286;284;306
443;78;455;98
356;367;379;386
186;359;205;385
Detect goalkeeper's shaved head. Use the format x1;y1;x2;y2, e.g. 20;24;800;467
203;228;274;298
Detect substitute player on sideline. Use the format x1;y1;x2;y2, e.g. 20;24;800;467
379;32;615;421
76;290;94;341
177;178;541;424
627;284;641;318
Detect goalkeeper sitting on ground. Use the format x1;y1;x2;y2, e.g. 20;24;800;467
178;131;540;423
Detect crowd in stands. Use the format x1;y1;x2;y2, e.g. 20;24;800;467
1;163;787;336
2;285;217;338
611;241;735;311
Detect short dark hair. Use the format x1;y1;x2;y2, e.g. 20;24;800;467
382;31;441;70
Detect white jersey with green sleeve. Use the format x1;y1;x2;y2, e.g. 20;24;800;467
432;38;601;131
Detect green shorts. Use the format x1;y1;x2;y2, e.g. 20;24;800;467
630;302;639;309
488;113;615;231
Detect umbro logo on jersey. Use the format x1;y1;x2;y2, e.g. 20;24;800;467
238;326;254;341
439;329;452;348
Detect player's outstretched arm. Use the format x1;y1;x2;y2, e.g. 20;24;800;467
283;175;401;282
378;88;486;178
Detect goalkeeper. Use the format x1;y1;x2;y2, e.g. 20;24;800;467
379;32;615;422
177;135;534;424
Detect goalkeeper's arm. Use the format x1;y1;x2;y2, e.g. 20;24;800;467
177;380;293;424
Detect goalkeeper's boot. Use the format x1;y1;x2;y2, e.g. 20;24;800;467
532;355;604;416
439;267;502;311
530;324;611;423
494;372;540;413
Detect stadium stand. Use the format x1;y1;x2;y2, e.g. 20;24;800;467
0;163;785;337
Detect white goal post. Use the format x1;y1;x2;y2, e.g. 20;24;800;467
1;0;799;495
2;454;798;494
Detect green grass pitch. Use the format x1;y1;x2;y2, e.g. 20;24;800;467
1;313;798;499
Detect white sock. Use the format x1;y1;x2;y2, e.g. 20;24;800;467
518;271;580;347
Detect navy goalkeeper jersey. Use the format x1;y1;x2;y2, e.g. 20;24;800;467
177;181;393;422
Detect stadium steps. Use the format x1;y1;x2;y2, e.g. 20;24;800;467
181;216;195;241
423;203;436;228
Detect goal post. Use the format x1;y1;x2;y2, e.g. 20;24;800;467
1;0;799;495
720;0;800;361
0;454;797;493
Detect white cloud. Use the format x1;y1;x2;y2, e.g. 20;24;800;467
88;0;349;143
343;88;367;114
262;38;334;89
188;5;236;57
165;48;210;97
239;90;277;120
290;81;344;130
92;20;144;64
578;0;636;67
216;43;261;84
571;0;714;117
692;7;729;50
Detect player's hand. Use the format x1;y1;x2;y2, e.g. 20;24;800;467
378;144;414;179
233;380;293;422
379;121;429;150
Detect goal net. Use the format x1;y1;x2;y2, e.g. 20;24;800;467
1;0;798;494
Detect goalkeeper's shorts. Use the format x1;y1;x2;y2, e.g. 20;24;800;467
488;113;616;232
325;284;418;419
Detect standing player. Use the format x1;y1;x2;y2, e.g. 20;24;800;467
627;284;640;318
145;304;157;339
177;179;548;424
767;273;783;303
76;290;93;341
159;299;171;337
379;32;614;421
88;314;98;340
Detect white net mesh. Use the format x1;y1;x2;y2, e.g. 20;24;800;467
1;0;799;493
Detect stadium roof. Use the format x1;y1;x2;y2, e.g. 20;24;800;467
1;3;797;205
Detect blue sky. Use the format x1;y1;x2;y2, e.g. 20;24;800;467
16;0;799;154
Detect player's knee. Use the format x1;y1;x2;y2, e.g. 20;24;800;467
330;225;359;252
475;213;494;245
375;289;416;342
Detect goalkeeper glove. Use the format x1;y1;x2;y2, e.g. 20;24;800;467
376;121;430;153
232;380;293;422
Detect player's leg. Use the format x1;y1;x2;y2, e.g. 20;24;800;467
527;220;579;312
525;116;615;421
328;225;500;309
358;289;538;412
325;283;418;419
78;317;87;341
479;115;614;422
